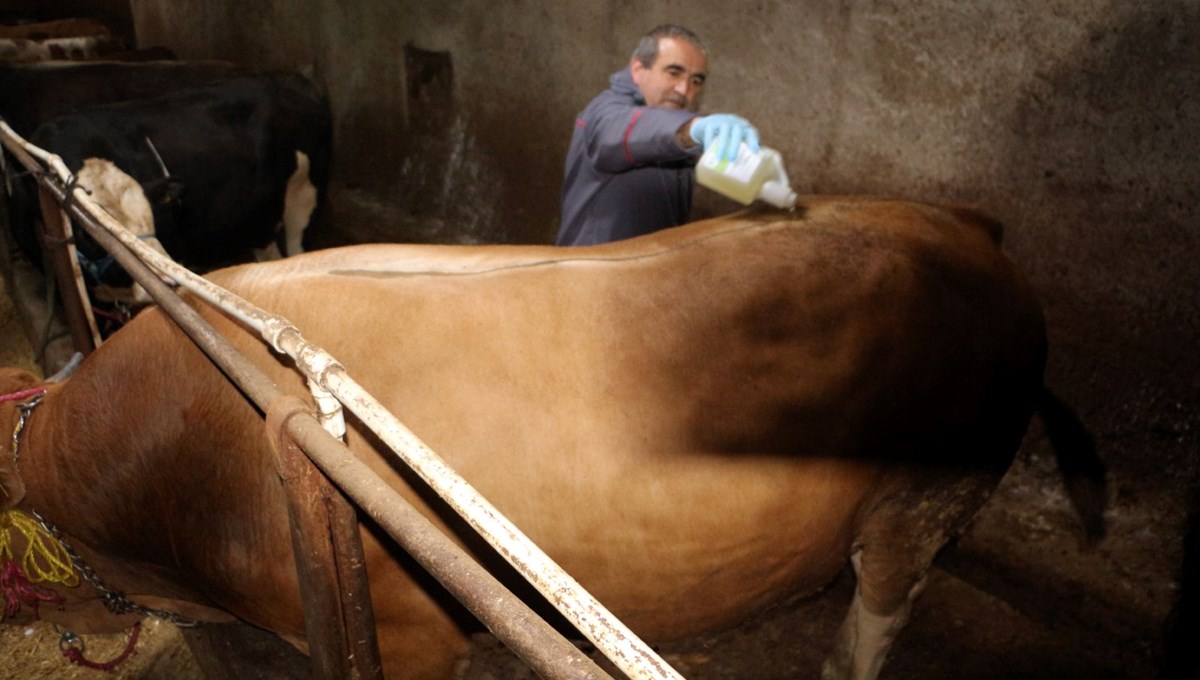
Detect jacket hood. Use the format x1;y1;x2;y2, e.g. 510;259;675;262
610;68;645;105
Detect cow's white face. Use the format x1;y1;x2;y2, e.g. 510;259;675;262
630;36;707;112
76;158;175;305
76;158;156;239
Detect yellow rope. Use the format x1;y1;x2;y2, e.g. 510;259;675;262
0;509;79;587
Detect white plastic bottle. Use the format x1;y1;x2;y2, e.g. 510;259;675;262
696;144;798;209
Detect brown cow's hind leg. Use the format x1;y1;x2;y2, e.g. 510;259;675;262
821;549;929;680
820;476;984;680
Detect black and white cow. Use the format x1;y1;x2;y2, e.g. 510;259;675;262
0;59;246;294
10;71;333;302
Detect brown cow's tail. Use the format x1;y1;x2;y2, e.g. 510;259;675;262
939;203;1005;245
1039;387;1108;546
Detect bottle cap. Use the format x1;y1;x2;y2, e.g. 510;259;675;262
759;180;798;209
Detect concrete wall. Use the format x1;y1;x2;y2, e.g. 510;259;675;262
106;0;1200;672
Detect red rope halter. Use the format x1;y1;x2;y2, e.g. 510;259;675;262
0;387;46;404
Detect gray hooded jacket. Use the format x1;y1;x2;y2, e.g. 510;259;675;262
556;68;700;246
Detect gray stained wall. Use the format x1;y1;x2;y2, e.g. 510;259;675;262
91;0;1200;675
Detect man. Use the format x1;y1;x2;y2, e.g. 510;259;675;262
556;24;760;246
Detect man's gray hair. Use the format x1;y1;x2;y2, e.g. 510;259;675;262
632;24;708;68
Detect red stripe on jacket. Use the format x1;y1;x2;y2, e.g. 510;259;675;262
622;109;644;164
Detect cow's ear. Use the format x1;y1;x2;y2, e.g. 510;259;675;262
0;368;40;394
143;177;185;207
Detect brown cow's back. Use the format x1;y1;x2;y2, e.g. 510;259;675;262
204;196;1043;634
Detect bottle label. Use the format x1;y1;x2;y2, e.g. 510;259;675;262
700;143;762;182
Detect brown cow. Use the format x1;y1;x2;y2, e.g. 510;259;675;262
0;18;120;63
0;197;1047;679
0;18;111;40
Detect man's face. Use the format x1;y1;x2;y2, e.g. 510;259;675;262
630;37;707;112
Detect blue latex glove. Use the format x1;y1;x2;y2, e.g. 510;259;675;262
688;114;761;162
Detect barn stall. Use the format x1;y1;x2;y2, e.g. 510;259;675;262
0;0;1197;678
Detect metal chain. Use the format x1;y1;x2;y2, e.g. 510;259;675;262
9;394;201;628
10;392;44;473
27;509;200;627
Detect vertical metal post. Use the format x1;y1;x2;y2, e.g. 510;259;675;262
266;395;383;680
34;187;99;353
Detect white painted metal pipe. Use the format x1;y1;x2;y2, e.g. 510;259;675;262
0;120;683;680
